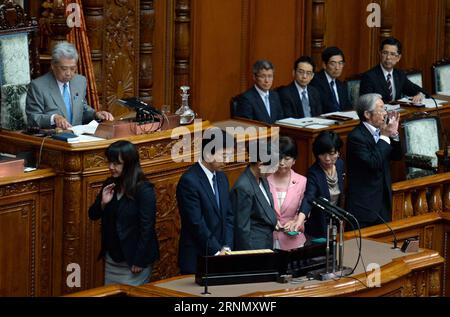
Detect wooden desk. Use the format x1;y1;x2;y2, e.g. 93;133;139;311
0;119;274;295
67;238;443;297
0;169;56;296
277;101;450;181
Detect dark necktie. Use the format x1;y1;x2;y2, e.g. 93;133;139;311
387;73;393;101
330;80;341;111
212;174;220;208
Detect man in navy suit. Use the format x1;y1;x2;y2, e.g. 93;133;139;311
177;128;235;274
278;56;323;118
347;93;403;228
235;60;285;124
310;47;352;113
359;37;425;104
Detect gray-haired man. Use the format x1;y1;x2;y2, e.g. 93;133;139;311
346;93;403;228
26;41;113;129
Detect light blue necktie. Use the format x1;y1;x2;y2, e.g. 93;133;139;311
212;174;220;208
374;129;380;143
63;83;73;124
301;90;311;117
263;94;271;117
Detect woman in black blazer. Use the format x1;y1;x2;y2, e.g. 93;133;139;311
295;131;345;238
89;140;159;286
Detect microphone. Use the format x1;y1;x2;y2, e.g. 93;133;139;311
312;199;344;221
374;210;399;250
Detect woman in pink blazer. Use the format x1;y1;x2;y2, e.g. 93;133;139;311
267;136;307;250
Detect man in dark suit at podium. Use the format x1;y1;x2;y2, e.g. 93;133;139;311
310;46;352;113
176;129;235;274
359;37;425;104
347;93;403;228
235;60;285;124
278;56;323;118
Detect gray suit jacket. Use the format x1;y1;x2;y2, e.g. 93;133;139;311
230;166;277;250
26;72;96;128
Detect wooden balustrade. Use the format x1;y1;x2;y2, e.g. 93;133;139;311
392;172;450;221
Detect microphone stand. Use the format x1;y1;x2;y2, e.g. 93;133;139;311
201;238;211;295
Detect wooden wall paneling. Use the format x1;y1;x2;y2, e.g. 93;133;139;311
84;0;104;108
390;0;443;93
247;0;304;89
323;0;377;79
173;0;190;111
102;0;140;117
191;0;245;122
139;0;155;105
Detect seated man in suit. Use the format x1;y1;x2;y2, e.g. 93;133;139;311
278;56;323;118
347;93;403;228
26;41;114;129
231;144;277;251
235;60;285;124
177;128;235;274
310;47;352;113
359;37;425;104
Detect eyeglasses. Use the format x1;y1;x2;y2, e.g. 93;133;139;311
370;109;387;115
256;74;274;80
56;65;77;73
327;61;345;68
296;69;314;77
381;51;400;58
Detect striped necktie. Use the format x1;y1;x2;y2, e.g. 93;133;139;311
387;73;393;101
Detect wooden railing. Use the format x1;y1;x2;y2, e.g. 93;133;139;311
392;172;450;221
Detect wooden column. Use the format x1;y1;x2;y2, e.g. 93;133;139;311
380;0;394;41
446;0;450;59
173;0;190;110
311;0;325;68
84;0;104;106
139;0;154;105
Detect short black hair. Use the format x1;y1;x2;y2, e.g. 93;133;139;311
252;60;274;75
201;128;235;160
380;37;402;54
322;46;345;64
278;136;298;160
293;56;315;71
312;131;343;160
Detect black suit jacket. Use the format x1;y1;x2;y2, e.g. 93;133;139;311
299;159;345;238
310;70;352;113
346;124;403;226
278;82;323;118
235;87;285;124
89;180;160;268
230;166;277;250
176;163;234;274
359;65;424;103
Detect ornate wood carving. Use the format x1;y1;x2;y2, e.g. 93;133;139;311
84;0;105;102
139;0;154;105
311;0;325;68
0;181;39;196
38;190;53;296
103;0;139;116
173;0;190;109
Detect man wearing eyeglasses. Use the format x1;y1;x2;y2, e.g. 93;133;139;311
346;93;403;228
235;60;285;124
360;37;425;104
26;41;114;129
278;56;323;118
310;47;352;113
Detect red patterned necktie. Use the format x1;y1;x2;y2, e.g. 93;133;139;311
387;73;393;101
